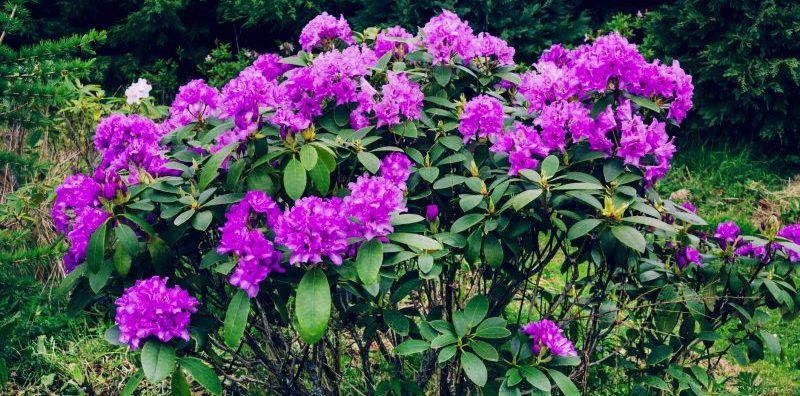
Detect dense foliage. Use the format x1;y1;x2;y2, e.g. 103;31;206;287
638;0;800;146
49;10;800;396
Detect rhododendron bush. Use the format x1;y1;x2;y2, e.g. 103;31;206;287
53;10;800;395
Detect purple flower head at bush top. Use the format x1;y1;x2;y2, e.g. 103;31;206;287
421;10;475;64
299;12;354;52
375;26;415;59
521;319;577;357
218;67;281;134
160;79;219;134
459;95;504;143
380;152;413;186
734;242;774;263
426;205;439;222
675;246;702;269
777;224;800;262
51;174;102;234
64;207;109;273
94;113;173;183
470;32;515;66
114;276;199;349
248;53;293;81
714;221;741;250
374;72;424;128
217;191;283;297
344;175;407;241
274;196;351;266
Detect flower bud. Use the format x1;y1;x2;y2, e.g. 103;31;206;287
426;205;439;222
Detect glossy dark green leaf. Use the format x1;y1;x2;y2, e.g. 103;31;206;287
295;268;331;344
141;340;176;383
87;221;108;272
283;158;306;201
198;144;235;190
223;290;250;348
567;219;603;240
460;351;487;387
179;357;222;395
611;225;646;252
356;239;384;285
394;339;430;356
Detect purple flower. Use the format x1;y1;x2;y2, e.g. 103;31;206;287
217;191;284;297
681;201;697;213
734;242;774;263
64;207;109;272
248;53;293;80
380;152;412;186
94;113;173;182
490;123;551;175
714;221;741;250
675;246;702;269
374;72;424;128
299;12;354;52
520;319;577;357
274;196;351;266
51;174;102;234
426;205;439;222
161;79;219;133
421;10;475;64
777;224;800;262
459;95;504;142
218;68;282;135
114;276;199;349
375;26;415;59
470;32;515;66
344;175;407;241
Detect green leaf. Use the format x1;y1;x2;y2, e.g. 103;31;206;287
309;160;331;195
89;258;113;293
357;151;381;174
590;95;614;119
508;189;543;211
460;351;487;387
760;330;781;355
433;65;451;86
171;368;191;396
192;211;213;231
115;223;139;255
174;209;195;226
87;221;108;272
295;268;331;344
438;135;463;150
548;369;580;396
120;370;144;396
639;375;670;391
611;225;646;253
113;244;132;277
198;144;235;190
140;340;176;383
568;219;603;240
223;290;251;348
418;167;440;183
463;295;489;327
540;155;559;177
179;357;222;396
623;215;677;232
387;233;443;250
356;239;384;285
483;235;504;268
646;345;672;366
123;214;155;236
430;333;458;349
418;254;434;273
629;95;662;113
284;158;307;201
451;214;485;233
433;175;466;189
469;340;499;361
395;339;430;356
437;345;457;363
520;366;551;391
383;310;409;335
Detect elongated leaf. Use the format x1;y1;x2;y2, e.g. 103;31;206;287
387;233;443;250
451;214;485;233
295;268;331;344
463;295;489;327
356;239;384;285
87;221;108;272
283;158;307;201
141;341;176;383
171;368;191;396
520;366;551;391
115;223;139;255
469;340;499;361
223;290;251;348
179;357;222;396
568;219;603;240
460;351;487;387
433;65;451;86
299;144;318;170
357;151;381;173
120;370;144;396
611;225;646;253
623;215;677;232
508;189;543;210
199;144;235;190
548;369;580;396
395;339;430;355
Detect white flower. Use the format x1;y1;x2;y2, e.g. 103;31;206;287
125;78;152;105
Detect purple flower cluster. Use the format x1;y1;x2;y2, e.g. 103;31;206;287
421;10;475;64
160;79;219;133
373;72;424;128
471;33;515;66
94;113;173;183
217;191;284;297
375;26;415;59
675;246;702;269
380;152;413;186
520;319;577;357
344;174;407;240
459;95;504;143
484;33;694;182
777;224;800;262
299;12;354;52
714;221;741;250
274;196;352;265
115;276;198;349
